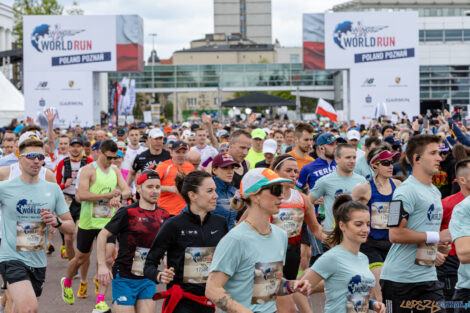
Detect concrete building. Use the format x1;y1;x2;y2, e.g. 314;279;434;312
332;0;470;111
214;0;272;44
0;2;14;79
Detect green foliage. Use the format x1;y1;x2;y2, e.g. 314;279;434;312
13;0;64;47
164;102;174;120
66;1;84;15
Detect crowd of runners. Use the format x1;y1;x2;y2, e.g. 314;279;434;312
0;107;470;313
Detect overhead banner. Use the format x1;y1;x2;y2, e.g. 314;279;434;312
324;11;418;69
350;66;419;122
24;71;95;127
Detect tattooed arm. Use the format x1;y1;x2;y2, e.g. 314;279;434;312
205;271;252;313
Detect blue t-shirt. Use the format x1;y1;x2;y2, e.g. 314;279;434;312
210;222;287;313
449;196;470;290
0;154;18;167
354;156;374;180
0;177;68;268
310;171;366;231
381;175;443;283
312;245;375;313
295;158;337;191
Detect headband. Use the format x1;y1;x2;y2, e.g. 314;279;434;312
274;156;296;170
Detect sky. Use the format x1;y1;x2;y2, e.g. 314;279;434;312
4;0;347;60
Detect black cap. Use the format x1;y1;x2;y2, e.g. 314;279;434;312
117;129;126;136
70;137;83;146
91;141;102;151
171;141;189;151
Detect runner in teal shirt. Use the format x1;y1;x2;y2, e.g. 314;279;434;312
449;196;470;290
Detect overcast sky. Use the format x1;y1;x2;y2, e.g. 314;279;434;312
4;0;346;60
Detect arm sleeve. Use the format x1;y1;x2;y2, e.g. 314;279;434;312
104;207;128;235
56;160;65;189
144;219;176;283
311;252;337;280
210;235;242;277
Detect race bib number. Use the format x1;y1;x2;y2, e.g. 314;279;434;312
370;202;390;230
92;200;113;218
415;243;437;266
16;221;46;251
183;247;215;284
346;294;370;313
64;195;73;207
251;261;283;305
272;208;304;238
131;247;149;276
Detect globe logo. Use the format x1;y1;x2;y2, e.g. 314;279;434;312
333;21;353;49
31;24;50;52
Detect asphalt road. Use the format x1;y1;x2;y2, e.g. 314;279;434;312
7;233;326;313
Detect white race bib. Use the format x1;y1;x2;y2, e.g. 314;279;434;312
370;202;390;230
346;294;369;313
415;243;437;266
272;208;304;238
16;221;46;251
183;247;215;284
92;200;113;218
251;261;283;305
131;247;149;276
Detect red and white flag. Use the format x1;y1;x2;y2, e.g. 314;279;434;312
316;98;337;122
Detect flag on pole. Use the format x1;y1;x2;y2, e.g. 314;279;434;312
316;98;337;122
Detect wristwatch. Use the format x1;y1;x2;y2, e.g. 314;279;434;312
54;217;63;228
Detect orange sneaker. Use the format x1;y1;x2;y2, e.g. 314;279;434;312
77;281;88;299
60;245;68;259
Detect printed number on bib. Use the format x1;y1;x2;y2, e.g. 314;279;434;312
251;261;283;305
371;202;390;229
272;208;304;238
92;200;113;218
183;247;215;284
16;221;46;251
131;247;149;276
415;243;437;266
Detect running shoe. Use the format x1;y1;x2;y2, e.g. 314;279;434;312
60;277;75;305
77;281;88;299
92;301;111;313
94;278;99;295
47;243;55;255
60;245;68;259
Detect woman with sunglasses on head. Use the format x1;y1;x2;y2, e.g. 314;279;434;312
270;154;324;313
144;170;228;313
211;153;239;230
351;146;401;302
206;168;312;313
301;195;385;313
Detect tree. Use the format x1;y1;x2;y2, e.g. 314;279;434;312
66;1;84;15
13;0;64;47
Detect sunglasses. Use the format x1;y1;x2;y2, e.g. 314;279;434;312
378;160;394;167
440;151;449;156
21;153;45;161
105;155;119;160
260;184;283;197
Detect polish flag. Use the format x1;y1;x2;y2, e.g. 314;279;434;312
316;98;337;122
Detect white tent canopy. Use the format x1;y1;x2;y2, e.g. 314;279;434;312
0;72;24;127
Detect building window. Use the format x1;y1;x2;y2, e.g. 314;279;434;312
187;98;197;107
290;54;300;63
426;30;443;42
213;98;218;105
445;29;463;41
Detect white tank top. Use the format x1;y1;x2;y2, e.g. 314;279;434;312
9;162;47;180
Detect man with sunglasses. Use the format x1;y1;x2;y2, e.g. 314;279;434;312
95;169;170;313
352;147;402;302
61;140;131;313
0;139;74;313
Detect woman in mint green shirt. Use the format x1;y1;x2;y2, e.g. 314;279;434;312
302;194;385;313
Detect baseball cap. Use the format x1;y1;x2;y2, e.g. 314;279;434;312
137;122;147;128
316;132;340;146
181;122;190;128
384;136;401;147
438;140;450;152
70;137;83;146
251;128;267;140
240;168;293;199
117;128;126;136
167;135;178;145
370;150;400;165
136;169;160;185
91;141;102;151
262;139;277;155
346;129;361;141
212;153;240;168
18;131;42;146
171;141;189;151
149;128;164;139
